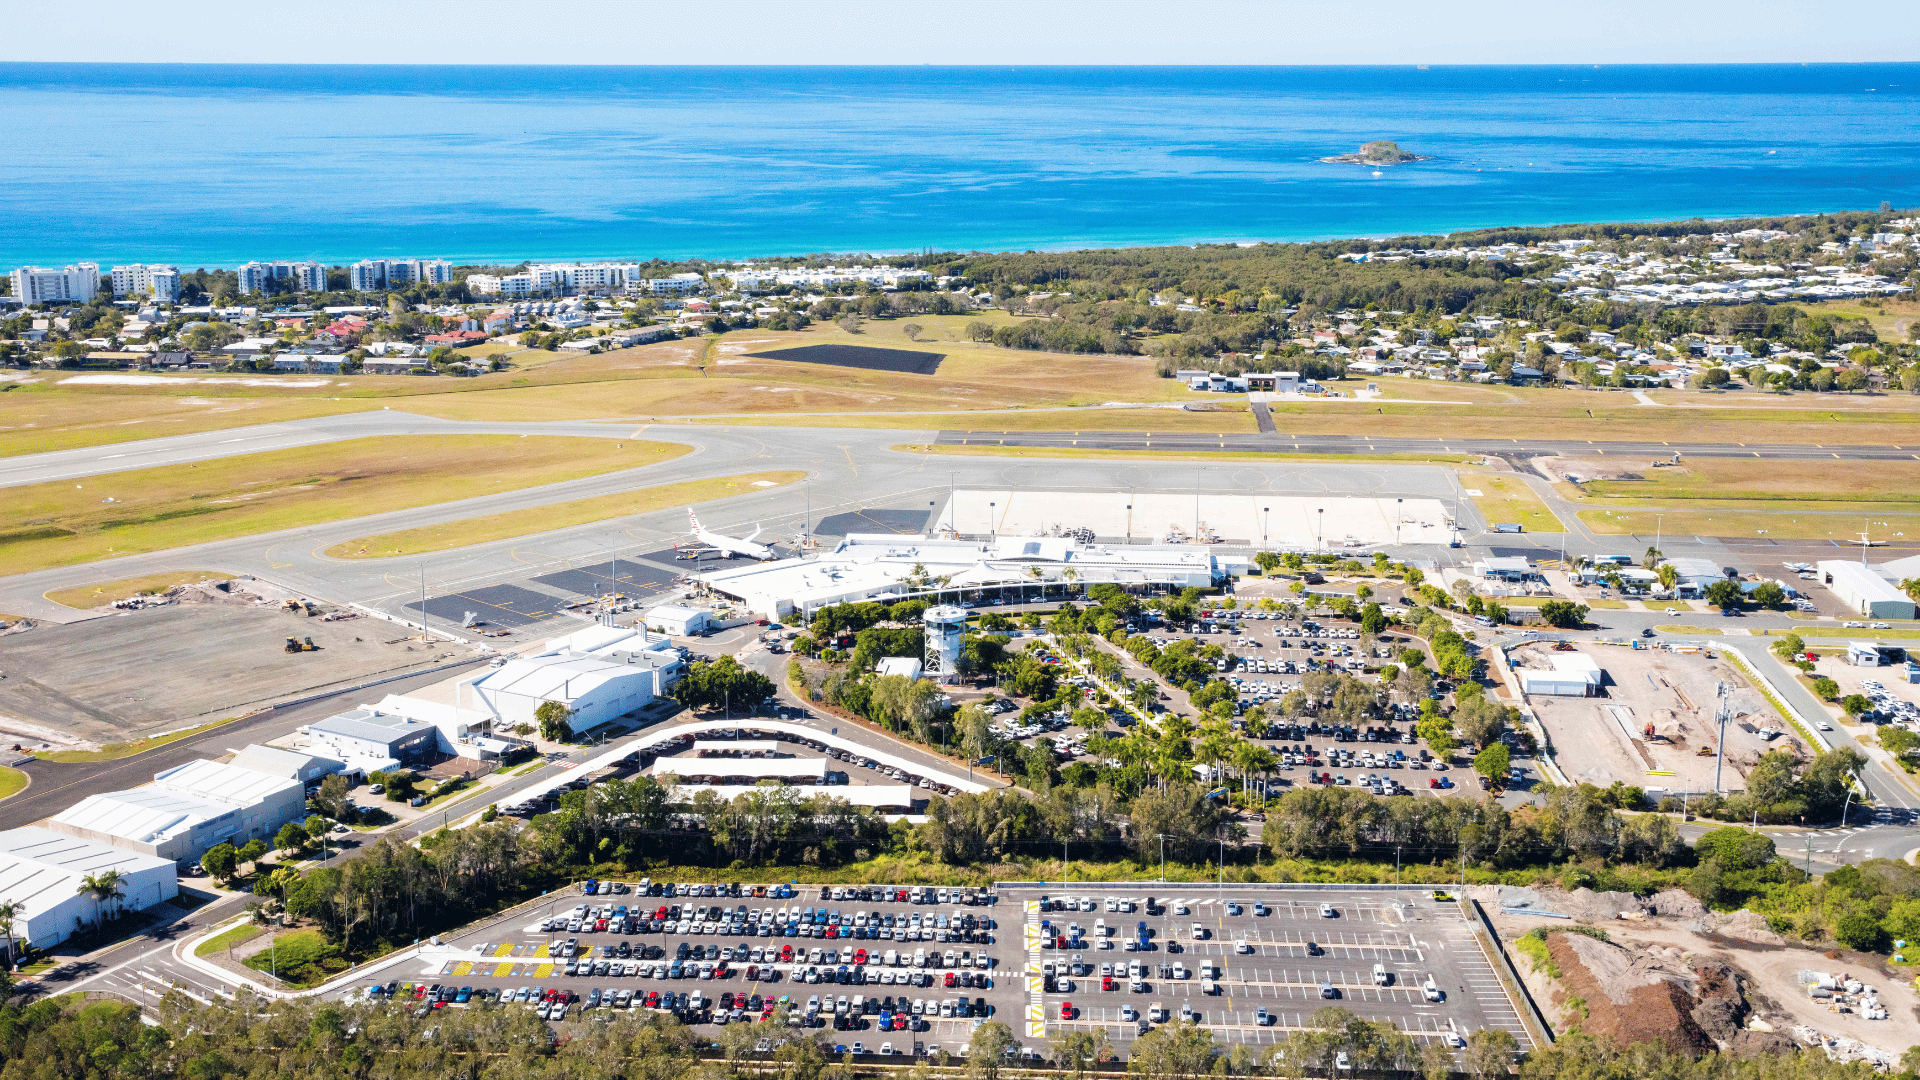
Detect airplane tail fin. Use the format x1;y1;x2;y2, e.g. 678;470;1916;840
687;508;703;534
746;524;762;543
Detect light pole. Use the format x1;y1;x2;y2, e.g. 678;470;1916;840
1317;508;1324;554
1194;467;1202;541
1655;514;1663;561
1157;834;1168;883
1395;498;1402;546
1262;506;1270;549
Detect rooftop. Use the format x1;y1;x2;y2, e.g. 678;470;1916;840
0;828;175;916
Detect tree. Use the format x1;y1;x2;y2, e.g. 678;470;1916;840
0;899;23;970
303;815;330;843
1536;600;1587;629
76;869;126;922
312;773;352;821
1129;1020;1216;1080
966;1021;1015;1080
1770;633;1806;662
1453;695;1514;749
1461;1028;1518;1080
1360;602;1386;635
276;823;307;854
1841;694;1874;718
672;654;776;713
202;842;239;882
1812;676;1840;700
1903;577;1920;603
536;699;573;742
901;322;924;341
1751;581;1787;608
1655;564;1680;593
237;838;269;870
1474;743;1511;787
1253;551;1282;575
1704;578;1743;611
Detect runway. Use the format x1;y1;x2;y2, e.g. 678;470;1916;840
934;430;1920;461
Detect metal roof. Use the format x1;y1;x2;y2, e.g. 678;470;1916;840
153;759;300;807
0;827;174;918
50;788;233;844
310;708;431;746
229;744;329;779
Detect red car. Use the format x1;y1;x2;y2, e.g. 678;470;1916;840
853;949;868;965
746;964;759;981
825;926;838;939
645;991;660;1008
1060;1001;1075;1019
1102;976;1116;991
894;889;910;902
779;945;794;962
594;918;609;932
944;972;957;988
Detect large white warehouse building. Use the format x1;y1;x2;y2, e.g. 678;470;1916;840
471;624;683;734
0;827;178;950
1819;561;1917;621
49;759;305;865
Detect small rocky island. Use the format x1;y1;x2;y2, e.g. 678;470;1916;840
1320;140;1430;165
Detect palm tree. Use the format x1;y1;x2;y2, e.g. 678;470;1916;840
76;869;126;925
1655;564;1680;594
0;899;22;970
1230;740;1264;802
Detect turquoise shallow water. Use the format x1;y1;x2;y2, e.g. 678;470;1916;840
2;63;1916;267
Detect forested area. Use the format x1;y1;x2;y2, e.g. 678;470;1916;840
4;980;1919;1080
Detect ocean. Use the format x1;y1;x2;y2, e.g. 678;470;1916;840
2;63;1917;267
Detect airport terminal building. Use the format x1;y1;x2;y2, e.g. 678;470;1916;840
701;533;1242;622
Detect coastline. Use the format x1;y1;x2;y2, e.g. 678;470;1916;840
9;203;1881;269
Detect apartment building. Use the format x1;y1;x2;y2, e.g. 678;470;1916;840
10;263;101;304
349;258;453;292
468;272;535;297
238;261;327;295
109;264;181;301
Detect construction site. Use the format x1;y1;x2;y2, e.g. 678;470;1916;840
0;578;461;753
1512;641;1799;798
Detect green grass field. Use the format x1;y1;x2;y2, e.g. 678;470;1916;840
44;570;235;610
7;316;1920;460
195;921;266;957
0;767;27;801
326;470;806;559
2;435;689;577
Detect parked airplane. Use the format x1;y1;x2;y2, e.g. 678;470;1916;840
686;508;776;561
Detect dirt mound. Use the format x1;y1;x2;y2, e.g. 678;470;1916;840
1650;888;1708;920
1549;932;1713;1054
1729;1030;1796;1058
1483;884;1652;921
1705;908;1785;946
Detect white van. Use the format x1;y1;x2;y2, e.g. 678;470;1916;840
1372;963;1391;986
1234;939;1252;954
1201;977;1218;996
884;949;899;967
1190;922;1208;940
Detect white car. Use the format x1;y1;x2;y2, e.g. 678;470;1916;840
1319;903;1336;918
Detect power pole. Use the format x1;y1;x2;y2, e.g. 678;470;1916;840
1158;834;1168;883
1713;682;1730;795
419;563;431;643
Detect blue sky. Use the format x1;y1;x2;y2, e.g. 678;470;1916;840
5;0;1918;65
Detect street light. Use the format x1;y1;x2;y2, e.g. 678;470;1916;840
1157;834;1168;883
